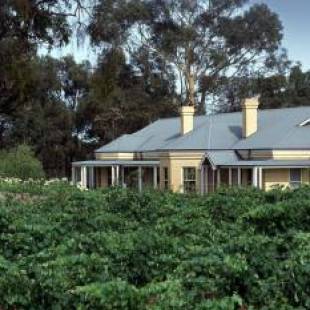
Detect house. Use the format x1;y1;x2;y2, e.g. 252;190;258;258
72;97;310;193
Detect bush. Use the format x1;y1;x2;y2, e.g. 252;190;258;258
0;183;309;308
0;144;45;180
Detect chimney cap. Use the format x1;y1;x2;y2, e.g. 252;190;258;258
179;105;195;114
241;95;260;109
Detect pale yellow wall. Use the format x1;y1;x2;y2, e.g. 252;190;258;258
263;168;310;190
96;151;160;161
263;169;289;191
94;150;310;193
141;152;161;160
238;150;310;160
272;150;310;160
160;152;204;193
238;150;273;160
96;153;134;160
302;168;310;185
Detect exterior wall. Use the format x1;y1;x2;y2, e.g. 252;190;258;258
96;153;134;160
141;152;161;160
93;151;310;193
241;169;252;186
142;167;154;189
160;152;204;193
96;151;163;161
272;150;310;160
263;169;290;191
302;169;310;185
263;168;310;191
238;150;273;160
238;150;310;160
95;167;110;188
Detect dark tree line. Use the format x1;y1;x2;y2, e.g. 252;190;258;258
0;0;309;177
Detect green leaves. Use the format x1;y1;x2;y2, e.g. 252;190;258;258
0;184;310;308
0;144;45;180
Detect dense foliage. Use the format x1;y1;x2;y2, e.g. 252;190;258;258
0;145;44;180
89;0;285;113
0;183;309;309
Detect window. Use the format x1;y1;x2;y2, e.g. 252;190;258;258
163;167;169;190
290;169;302;189
183;167;196;193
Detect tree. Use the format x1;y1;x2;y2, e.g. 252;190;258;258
216;64;310;113
0;144;45;180
0;0;88;131
88;0;286;113
79;49;178;144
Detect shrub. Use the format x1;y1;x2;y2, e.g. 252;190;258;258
0;144;45;180
0;184;309;308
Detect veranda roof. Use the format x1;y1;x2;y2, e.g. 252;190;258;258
205;151;310;169
72;160;160;167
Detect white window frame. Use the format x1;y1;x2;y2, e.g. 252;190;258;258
182;167;197;194
290;168;302;189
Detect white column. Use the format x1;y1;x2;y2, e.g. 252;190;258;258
217;169;221;189
252;167;258;187
115;166;120;186
81;166;87;189
72;166;76;185
138;166;142;192
258;167;263;189
237;168;242;186
111;166;115;186
153;166;158;189
228;168;232;186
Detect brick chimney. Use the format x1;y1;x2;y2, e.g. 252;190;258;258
242;96;260;138
180;106;195;135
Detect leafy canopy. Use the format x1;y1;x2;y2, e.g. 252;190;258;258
89;0;285;112
0;184;310;308
0;144;44;180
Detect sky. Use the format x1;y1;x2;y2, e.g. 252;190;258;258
252;0;310;69
44;0;310;70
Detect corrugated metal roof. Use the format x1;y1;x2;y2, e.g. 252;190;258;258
205;150;239;168
204;151;310;167
234;107;310;150
96;106;310;153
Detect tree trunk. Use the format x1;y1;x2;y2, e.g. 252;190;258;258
188;73;195;107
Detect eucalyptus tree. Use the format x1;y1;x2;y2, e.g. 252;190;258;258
88;0;285;113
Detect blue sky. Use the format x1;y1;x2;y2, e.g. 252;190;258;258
44;0;310;70
252;0;310;69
